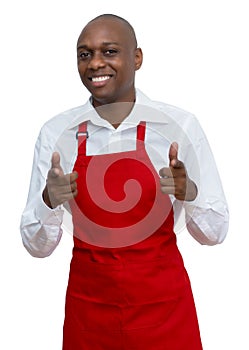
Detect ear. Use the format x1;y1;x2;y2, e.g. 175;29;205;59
135;48;143;71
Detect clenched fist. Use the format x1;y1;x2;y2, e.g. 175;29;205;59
42;152;78;209
159;142;197;201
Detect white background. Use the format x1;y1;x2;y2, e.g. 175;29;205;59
1;0;248;349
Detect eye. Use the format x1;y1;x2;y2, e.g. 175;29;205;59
78;51;91;60
104;49;118;56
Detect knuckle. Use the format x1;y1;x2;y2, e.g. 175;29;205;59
160;186;168;194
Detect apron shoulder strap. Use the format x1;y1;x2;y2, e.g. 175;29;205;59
76;121;88;155
136;121;146;149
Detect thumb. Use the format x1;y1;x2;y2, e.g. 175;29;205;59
169;142;183;169
51;152;63;176
169;142;178;165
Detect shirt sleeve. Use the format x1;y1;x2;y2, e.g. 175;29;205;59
177;117;229;245
20;126;64;258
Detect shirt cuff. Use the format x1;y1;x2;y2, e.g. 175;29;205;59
35;195;64;225
185;206;229;245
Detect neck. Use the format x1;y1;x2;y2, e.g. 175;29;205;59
93;100;135;129
92;88;136;128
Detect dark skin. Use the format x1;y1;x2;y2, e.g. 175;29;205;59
160;142;197;201
76;17;143;127
42;152;78;209
43;17;197;209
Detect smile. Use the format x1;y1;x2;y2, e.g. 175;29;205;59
90;75;112;82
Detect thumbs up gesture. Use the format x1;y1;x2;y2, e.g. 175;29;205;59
42;152;78;209
159;142;197;201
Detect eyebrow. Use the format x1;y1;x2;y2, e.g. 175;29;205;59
77;42;120;50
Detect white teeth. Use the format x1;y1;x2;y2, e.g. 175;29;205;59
92;76;111;82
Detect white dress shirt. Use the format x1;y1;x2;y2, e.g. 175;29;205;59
20;89;229;257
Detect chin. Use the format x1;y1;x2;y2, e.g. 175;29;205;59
91;92;116;106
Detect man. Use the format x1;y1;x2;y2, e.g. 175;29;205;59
21;14;229;349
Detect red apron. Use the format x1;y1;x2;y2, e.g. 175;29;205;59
63;122;203;350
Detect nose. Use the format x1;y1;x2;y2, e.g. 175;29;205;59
88;52;106;70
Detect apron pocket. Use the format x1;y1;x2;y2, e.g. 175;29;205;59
122;256;190;304
65;295;122;331
122;299;179;330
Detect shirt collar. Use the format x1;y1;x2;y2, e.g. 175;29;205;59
67;89;170;130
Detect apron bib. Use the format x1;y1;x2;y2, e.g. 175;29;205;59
63;122;203;350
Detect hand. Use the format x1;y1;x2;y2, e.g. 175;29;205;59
159;142;198;201
42;152;78;209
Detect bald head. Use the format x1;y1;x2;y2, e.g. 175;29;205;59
78;14;138;49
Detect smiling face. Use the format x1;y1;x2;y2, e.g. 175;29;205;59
77;17;143;107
